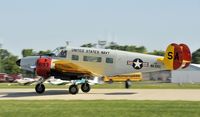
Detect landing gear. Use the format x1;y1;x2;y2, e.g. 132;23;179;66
69;84;79;95
68;79;91;95
108;79;113;84
125;79;131;89
34;77;91;95
35;77;46;94
81;83;91;93
35;83;45;94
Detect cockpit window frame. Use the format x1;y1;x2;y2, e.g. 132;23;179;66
51;46;67;58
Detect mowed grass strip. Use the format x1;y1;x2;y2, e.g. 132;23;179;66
1;82;200;89
93;82;200;89
0;100;200;117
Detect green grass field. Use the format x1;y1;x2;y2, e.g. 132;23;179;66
93;82;200;89
0;82;200;89
0;100;199;117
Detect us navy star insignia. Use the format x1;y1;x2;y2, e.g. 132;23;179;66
132;58;143;69
134;59;142;68
127;58;149;70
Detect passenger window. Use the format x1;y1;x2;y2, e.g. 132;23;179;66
106;58;113;64
72;55;79;61
83;56;102;62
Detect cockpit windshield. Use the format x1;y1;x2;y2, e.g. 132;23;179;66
51;47;67;58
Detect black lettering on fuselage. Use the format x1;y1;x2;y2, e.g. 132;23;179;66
168;52;173;60
101;51;110;54
174;52;179;60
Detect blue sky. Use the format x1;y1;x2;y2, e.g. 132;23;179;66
0;0;200;57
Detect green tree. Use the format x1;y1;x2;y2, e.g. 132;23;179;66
22;49;51;56
192;48;200;64
2;56;20;74
0;49;10;73
0;49;20;74
148;50;165;56
38;50;51;55
22;49;34;57
126;45;136;52
106;44;147;53
81;43;94;48
0;49;10;60
135;46;147;53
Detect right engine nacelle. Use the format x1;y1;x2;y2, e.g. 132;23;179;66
36;57;52;78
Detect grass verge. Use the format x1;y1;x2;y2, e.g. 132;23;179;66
0;100;199;117
0;82;200;89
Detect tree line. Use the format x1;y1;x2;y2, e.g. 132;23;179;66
0;43;200;75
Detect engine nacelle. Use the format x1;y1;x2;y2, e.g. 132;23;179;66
36;57;52;78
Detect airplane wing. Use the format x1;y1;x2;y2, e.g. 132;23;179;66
47;77;102;86
47;79;70;85
16;78;37;85
53;60;94;76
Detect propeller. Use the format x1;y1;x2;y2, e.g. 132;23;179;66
16;59;21;66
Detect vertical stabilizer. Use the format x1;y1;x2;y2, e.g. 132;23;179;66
163;43;191;70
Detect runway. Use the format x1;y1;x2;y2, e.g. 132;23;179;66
0;89;200;101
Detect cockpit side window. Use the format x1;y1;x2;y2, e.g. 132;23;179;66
51;47;67;58
58;50;67;58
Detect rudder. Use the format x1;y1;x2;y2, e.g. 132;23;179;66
164;43;183;70
163;43;191;70
179;44;191;68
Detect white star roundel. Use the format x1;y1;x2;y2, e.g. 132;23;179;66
132;58;143;69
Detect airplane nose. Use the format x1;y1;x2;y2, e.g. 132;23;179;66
16;59;21;66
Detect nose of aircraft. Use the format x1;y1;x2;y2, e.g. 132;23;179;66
16;59;21;66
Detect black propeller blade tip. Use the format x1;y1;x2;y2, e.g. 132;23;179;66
16;59;21;66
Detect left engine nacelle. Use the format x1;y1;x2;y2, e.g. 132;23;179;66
36;57;52;78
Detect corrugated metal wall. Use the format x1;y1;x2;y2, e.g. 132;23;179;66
172;71;200;83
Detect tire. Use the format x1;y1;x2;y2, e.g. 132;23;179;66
125;80;131;89
35;84;45;94
108;79;113;84
81;83;91;93
69;85;79;95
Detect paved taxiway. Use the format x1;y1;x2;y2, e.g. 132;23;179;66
0;89;200;101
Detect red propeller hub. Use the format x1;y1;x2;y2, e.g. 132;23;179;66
36;57;52;78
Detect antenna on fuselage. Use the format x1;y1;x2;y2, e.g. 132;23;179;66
65;41;70;52
66;41;70;47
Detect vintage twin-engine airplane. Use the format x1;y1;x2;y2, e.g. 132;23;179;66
16;43;191;94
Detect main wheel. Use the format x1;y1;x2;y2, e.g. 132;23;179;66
35;84;45;94
81;83;91;93
108;79;113;84
125;80;131;89
69;85;79;95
